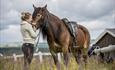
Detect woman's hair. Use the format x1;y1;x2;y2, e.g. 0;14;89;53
21;12;31;21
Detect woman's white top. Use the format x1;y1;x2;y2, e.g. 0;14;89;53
20;21;37;44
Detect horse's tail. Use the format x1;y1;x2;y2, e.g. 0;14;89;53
78;25;90;48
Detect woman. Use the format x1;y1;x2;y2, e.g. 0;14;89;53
20;12;37;70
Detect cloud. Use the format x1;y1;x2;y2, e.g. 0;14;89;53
0;0;21;30
0;25;22;43
0;12;20;30
55;0;115;21
80;16;115;30
0;0;115;43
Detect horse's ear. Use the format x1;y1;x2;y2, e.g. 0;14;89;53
33;4;37;9
44;4;47;9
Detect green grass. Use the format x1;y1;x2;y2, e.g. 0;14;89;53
0;56;115;70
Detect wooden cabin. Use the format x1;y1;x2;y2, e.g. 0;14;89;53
92;28;115;62
92;29;115;47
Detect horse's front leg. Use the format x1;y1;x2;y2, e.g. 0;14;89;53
50;50;61;70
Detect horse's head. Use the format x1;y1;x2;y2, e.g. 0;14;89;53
32;4;48;29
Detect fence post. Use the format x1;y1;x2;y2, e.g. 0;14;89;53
38;52;43;63
13;53;17;61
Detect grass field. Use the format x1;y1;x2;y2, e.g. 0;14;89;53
0;56;115;70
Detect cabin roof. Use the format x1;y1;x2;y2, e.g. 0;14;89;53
107;29;115;35
92;28;115;45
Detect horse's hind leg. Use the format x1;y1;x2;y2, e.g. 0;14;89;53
82;48;88;70
72;50;83;70
73;50;81;64
63;52;69;70
62;46;69;70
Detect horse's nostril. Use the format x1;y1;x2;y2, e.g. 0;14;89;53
37;14;41;17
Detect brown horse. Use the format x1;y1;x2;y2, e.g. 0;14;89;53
32;5;90;70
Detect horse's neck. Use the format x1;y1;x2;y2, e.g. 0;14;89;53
41;13;54;40
44;13;64;42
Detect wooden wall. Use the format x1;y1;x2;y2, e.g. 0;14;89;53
95;33;115;48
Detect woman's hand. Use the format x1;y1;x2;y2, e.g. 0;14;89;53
32;25;37;32
31;20;37;32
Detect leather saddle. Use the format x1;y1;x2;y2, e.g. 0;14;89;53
61;18;78;38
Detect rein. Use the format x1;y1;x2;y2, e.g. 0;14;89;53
35;10;50;52
35;15;49;52
35;29;41;52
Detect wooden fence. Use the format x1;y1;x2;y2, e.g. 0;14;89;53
0;52;61;63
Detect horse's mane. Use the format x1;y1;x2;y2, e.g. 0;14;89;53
41;9;64;43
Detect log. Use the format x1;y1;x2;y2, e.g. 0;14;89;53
94;45;115;54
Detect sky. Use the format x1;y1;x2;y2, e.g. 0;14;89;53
0;0;115;43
